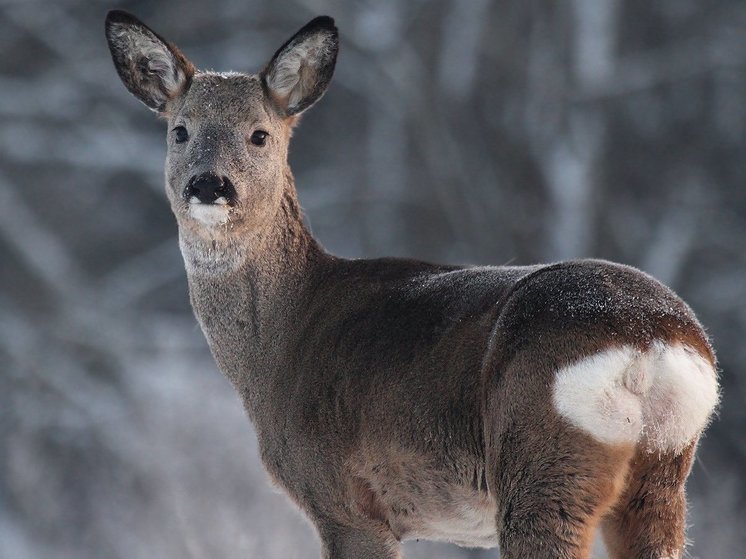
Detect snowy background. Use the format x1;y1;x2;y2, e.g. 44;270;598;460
1;0;744;557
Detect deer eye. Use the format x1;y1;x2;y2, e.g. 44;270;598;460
250;130;268;146
173;126;189;143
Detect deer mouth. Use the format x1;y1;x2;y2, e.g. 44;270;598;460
187;195;232;206
188;197;232;226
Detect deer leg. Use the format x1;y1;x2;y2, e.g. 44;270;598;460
318;522;401;559
493;432;632;559
484;354;634;559
601;442;696;559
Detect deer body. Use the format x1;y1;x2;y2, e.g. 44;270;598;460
107;12;719;558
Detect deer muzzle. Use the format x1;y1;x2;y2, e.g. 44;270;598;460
184;173;236;205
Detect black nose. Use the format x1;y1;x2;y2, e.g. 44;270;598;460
184;173;234;204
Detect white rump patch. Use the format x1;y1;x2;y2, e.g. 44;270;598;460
552;342;719;452
189;201;230;227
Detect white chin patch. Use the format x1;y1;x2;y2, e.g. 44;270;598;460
189;198;230;227
552;342;719;453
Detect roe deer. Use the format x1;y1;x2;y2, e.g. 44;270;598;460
105;11;719;558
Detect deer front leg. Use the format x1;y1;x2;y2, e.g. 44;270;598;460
318;522;401;559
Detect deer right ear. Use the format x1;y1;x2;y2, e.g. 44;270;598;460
105;10;194;113
261;16;338;117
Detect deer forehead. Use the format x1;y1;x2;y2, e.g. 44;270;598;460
175;72;276;125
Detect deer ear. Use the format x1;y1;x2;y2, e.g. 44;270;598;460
105;10;195;113
261;16;338;117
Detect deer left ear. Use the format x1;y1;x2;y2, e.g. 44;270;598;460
261;16;338;117
105;10;195;113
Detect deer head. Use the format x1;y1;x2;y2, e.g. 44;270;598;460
105;11;338;239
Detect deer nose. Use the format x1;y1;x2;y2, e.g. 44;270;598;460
184;173;234;204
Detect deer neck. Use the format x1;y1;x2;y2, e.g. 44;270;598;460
178;173;325;411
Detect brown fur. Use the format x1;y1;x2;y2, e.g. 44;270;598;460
106;11;719;558
602;443;697;559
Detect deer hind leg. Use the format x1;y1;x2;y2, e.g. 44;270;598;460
550;341;718;558
490;416;634;559
601;443;696;559
485;354;634;559
487;339;717;559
